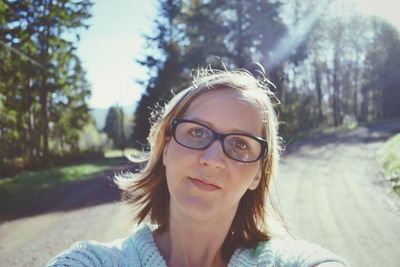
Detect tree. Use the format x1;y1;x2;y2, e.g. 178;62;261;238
132;0;288;147
50;55;92;154
132;0;400;143
132;0;183;148
364;18;400;120
0;0;93;175
278;0;389;133
103;106;125;150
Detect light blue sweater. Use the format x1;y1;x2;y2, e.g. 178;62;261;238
46;224;348;266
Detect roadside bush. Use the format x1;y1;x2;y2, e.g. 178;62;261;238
379;134;400;193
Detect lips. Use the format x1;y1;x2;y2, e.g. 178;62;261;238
189;177;221;191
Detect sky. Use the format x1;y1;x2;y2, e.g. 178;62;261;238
77;0;400;109
76;0;157;109
353;0;400;29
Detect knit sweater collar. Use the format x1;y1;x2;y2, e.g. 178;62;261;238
128;224;258;267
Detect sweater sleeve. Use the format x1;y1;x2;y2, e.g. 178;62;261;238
266;239;349;267
45;238;137;267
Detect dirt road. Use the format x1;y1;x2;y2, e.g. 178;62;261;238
275;125;400;267
0;123;399;266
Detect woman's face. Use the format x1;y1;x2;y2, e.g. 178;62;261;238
163;88;263;223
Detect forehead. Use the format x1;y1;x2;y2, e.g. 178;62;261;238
183;88;264;136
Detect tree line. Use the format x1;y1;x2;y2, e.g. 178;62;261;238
132;0;400;148
0;0;94;176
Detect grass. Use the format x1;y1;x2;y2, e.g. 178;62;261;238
104;148;144;159
0;157;122;216
379;134;400;195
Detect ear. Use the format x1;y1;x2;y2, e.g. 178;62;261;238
248;167;262;190
162;138;170;166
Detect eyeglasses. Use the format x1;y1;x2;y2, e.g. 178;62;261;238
172;119;268;163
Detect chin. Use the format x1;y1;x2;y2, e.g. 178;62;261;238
174;193;219;221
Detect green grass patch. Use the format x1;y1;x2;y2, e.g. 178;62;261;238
379;134;400;195
394;185;400;195
104;148;143;159
0;157;121;216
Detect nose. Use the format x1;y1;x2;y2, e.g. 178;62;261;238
198;139;226;169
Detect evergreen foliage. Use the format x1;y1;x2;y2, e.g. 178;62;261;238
132;0;288;147
103;106;125;150
0;0;94;176
132;0;400;147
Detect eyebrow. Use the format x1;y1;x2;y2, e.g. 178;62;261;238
183;117;261;137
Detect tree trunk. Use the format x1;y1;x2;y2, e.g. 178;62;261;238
332;47;341;127
39;0;51;164
314;64;324;126
120;108;125;152
359;86;368;122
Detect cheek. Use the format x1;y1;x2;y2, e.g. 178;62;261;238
164;140;181;162
234;163;262;190
169;139;200;159
163;140;195;176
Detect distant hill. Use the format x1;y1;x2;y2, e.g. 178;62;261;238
90;105;136;131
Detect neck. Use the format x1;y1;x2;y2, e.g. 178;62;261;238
155;211;236;267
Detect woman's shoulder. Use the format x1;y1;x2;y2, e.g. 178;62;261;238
45;224;154;267
261;238;348;266
230;238;348;267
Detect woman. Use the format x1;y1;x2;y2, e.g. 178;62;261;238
47;68;348;266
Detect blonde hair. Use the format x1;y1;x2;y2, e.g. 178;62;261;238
116;67;283;260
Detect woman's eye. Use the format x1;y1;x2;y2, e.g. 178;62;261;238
233;139;249;150
189;128;206;138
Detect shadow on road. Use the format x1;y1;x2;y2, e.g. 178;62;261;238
283;120;400;156
0;160;139;222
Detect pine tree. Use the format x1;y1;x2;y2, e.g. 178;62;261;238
131;0;288;147
132;0;183;148
0;0;93;174
103;106;125;150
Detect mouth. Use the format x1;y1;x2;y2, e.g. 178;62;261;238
189;177;221;191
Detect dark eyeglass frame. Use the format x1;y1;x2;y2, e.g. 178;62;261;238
171;118;268;163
